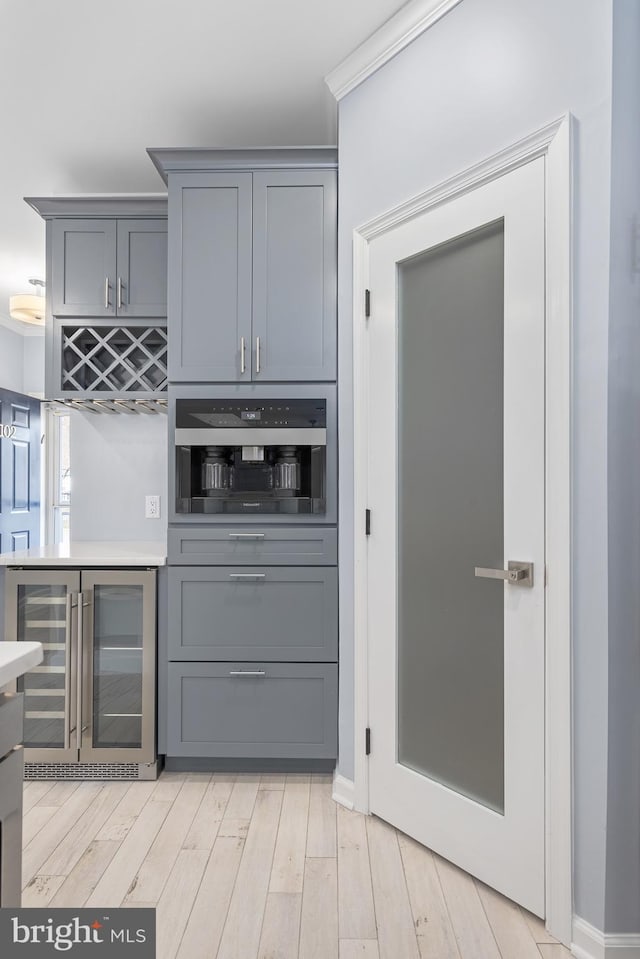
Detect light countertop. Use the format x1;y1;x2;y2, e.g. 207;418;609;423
0;541;167;567
0;642;43;686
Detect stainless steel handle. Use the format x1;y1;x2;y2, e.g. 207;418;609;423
117;277;123;310
64;593;73;747
228;573;266;580
256;336;261;374
474;561;534;587
76;591;84;749
240;336;246;374
104;277;110;309
228;533;265;540
229;670;266;677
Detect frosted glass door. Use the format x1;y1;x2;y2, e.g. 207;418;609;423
367;158;546;914
397;222;505;813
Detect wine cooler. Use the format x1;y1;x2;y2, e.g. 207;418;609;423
4;568;157;779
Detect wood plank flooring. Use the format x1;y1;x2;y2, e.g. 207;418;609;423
22;772;567;959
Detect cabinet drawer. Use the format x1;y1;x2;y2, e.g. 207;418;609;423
168;527;337;566
168;567;337;661
167;662;337;759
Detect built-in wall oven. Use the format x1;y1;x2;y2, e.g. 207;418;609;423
171;384;336;524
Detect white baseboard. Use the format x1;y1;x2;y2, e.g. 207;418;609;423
332;773;355;810
572;917;640;959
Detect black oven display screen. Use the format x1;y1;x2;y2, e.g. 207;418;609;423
175;399;326;429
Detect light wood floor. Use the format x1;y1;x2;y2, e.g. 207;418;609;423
21;771;571;959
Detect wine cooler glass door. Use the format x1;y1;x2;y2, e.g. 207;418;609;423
6;570;81;762
79;569;156;764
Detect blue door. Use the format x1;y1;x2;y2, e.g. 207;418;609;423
0;388;41;554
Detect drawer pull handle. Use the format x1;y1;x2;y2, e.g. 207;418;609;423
228;573;266;580
229;670;266;677
228;533;266;540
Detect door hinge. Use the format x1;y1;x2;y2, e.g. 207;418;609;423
365;727;371;755
365;509;371;535
365;289;371;318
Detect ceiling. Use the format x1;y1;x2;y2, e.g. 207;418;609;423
0;0;405;333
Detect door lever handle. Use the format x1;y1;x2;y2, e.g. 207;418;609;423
474;561;534;587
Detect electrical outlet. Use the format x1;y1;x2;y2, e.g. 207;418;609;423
145;495;160;519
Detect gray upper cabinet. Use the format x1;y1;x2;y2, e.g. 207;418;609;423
116;221;168;317
51;218;167;318
150;148;337;383
168;173;252;382
52;219;117;317
252;171;337;381
25;197;168;320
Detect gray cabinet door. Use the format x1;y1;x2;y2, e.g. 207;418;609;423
51;219;117;317
116;220;167;317
167;662;338;759
168;566;337;661
169;173;252;382
252;171;337;381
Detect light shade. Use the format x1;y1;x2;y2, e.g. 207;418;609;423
9;294;45;325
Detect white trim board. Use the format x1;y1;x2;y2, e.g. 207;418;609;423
332;773;355;810
351;115;573;945
573;917;640;959
325;0;464;101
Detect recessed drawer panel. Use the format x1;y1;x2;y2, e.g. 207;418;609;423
167;662;337;759
168;567;337;661
168;527;337;566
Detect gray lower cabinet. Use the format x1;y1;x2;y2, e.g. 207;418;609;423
161;152;337;383
168;662;337;759
168;566;337;661
168;526;337;566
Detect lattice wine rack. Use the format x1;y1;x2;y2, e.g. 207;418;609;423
62;325;168;394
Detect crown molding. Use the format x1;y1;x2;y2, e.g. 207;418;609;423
147;147;338;184
25;194;167;219
325;0;464;101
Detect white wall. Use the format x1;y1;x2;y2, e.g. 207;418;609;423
22;334;45;396
336;0;612;931
70;411;167;542
0;324;24;393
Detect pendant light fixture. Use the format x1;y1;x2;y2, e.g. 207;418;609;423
10;277;46;325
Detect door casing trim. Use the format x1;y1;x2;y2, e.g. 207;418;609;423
351;114;573;945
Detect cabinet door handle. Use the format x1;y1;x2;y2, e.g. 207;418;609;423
117;277;123;310
228;572;266;580
256;336;261;374
76;591;84;750
228;533;265;540
240;336;246;374
229;670;266;677
104;277;110;309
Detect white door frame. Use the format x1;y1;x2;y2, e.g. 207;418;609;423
350;115;573;945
